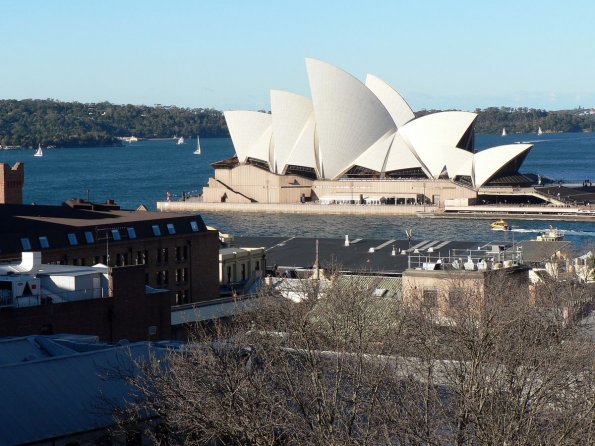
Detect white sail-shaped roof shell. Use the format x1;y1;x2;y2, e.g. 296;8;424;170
445;148;474;179
224;111;273;166
352;132;395;172
473;144;532;187
283;113;318;174
270;90;315;174
224;59;533;190
384;133;425;172
398;111;477;178
365;74;415;128
306;58;397;179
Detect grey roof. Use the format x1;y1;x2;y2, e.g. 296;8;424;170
516;240;572;263
0;334;180;445
235;236;481;275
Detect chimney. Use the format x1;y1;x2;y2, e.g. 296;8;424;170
0;162;24;204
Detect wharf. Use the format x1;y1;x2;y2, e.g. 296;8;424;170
156;200;595;222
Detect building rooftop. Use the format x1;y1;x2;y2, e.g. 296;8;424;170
0;334;181;445
235;236;486;275
0;200;210;256
514;240;573;263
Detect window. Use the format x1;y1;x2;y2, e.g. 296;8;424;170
156;248;169;264
422;288;438;308
166;223;176;234
448;289;464;307
175;246;188;262
152;225;161;236
127;227;137;239
67;233;78;246
176;268;188;283
84;231;95;244
20;238;32;250
190;221;199;232
38;236;50;249
111;229;121;241
116;253;128;266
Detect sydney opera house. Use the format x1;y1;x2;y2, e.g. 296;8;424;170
202;59;534;206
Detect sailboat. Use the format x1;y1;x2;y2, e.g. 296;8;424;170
177;136;185;145
501;128;507;137
34;144;43;157
193;135;201;155
537;126;543;135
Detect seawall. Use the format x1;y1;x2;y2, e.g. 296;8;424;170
156;200;595;221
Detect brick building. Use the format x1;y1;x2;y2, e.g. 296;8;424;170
0;162;24;204
0;262;172;342
0;199;220;304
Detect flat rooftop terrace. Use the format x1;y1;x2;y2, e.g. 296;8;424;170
234;236;487;275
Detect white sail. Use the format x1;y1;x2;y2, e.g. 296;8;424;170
537;126;543;135
193;135;201;155
34;144;43;157
501;128;507;137
177;136;185;145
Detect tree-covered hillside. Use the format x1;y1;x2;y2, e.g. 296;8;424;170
417;106;595;134
0;99;228;148
1;100;594;149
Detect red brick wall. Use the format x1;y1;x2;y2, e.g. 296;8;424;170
0;163;24;204
0;265;172;342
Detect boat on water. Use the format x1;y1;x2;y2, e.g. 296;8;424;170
177;136;185;145
535;226;564;241
490;219;509;230
193;135;201;155
34;145;43;157
537;126;543;135
501;128;507;137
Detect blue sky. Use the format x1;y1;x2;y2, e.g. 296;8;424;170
2;0;594;111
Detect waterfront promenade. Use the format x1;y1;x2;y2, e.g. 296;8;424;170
156;199;595;222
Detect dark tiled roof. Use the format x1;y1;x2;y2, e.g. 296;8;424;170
0;203;210;256
516;240;572;263
235;236;480;275
0;334;180;445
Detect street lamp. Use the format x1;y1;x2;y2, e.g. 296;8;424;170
405;228;413;251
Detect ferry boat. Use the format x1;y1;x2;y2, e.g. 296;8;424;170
490;219;509;230
535;226;564;241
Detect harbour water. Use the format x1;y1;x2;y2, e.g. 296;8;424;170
1;133;594;246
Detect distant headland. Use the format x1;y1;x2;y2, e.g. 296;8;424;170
0;99;594;149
